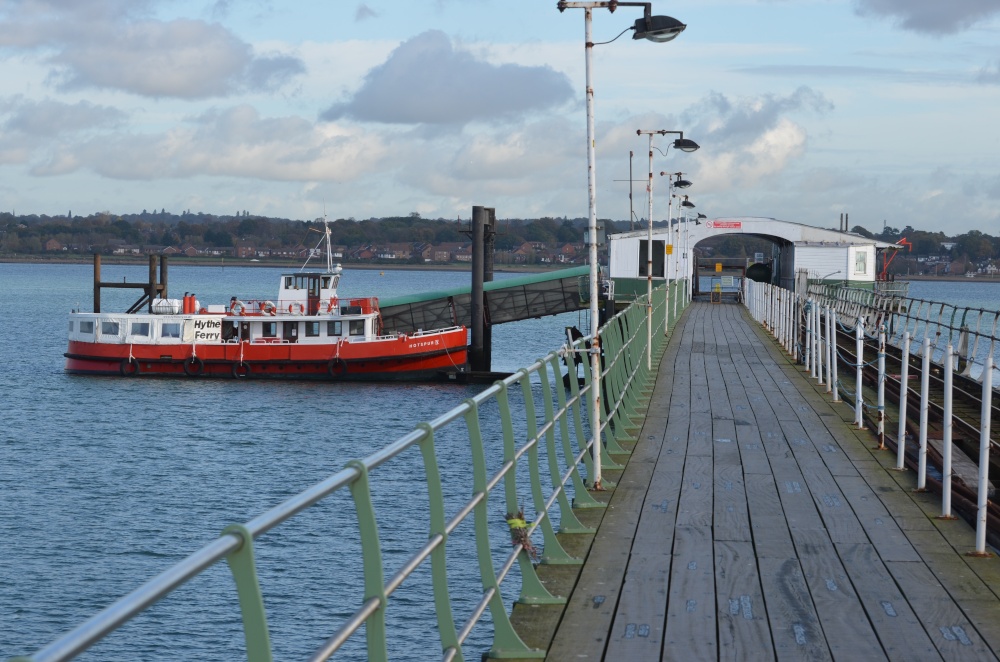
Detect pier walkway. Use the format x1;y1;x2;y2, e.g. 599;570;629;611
520;301;1000;661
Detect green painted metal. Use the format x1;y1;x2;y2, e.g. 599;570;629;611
344;459;389;662
11;293;669;662
378;266;591;308
220;523;273;662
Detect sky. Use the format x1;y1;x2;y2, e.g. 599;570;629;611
0;0;998;235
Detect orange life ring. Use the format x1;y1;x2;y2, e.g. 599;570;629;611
260;301;276;315
326;297;340;313
230;300;246;315
288;302;304;315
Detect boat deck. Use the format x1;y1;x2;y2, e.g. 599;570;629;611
514;301;1000;661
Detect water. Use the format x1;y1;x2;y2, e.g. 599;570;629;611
0;262;587;660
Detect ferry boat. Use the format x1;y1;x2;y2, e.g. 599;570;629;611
64;226;468;381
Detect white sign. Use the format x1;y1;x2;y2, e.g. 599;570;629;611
754;252;764;262
184;318;222;343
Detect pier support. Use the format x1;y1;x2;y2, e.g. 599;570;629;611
469;206;496;373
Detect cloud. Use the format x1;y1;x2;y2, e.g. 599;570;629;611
0;3;305;98
355;4;379;21
977;61;1000;84
854;0;1000;35
320;30;573;126
735;64;957;84
678;88;833;190
30;105;386;180
0;97;127;136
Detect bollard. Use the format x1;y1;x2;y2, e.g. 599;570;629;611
941;344;955;518
896;331;910;470
974;356;993;555
855;317;864;428
917;337;931;490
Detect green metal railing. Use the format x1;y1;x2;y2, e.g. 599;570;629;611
11;281;688;662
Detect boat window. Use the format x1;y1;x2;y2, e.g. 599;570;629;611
349;320;365;336
262;321;277;337
285;276;293;288
130;322;150;337
162;322;181;338
327;321;342;336
321;276;331;289
305;321;320;337
69;320;74;332
80;320;94;334
101;321;120;336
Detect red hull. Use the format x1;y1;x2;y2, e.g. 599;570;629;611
65;330;468;382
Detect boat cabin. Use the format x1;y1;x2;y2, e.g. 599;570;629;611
279;268;341;315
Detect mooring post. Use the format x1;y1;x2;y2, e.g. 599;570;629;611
93;253;101;313
470;205;486;372
483;208;495;372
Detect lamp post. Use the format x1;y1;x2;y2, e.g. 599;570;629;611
637;131;698;368
557;1;686;490
659;170;692;332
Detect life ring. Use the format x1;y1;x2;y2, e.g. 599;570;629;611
120;357;140;376
230;300;246;315
327;358;347;378
288;302;304;315
183;356;204;377
326;297;340;314
232;362;251;379
260;301;276;316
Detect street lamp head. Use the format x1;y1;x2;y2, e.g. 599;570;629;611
672;138;700;152
632;15;687;42
696;213;707;219
673;178;693;189
681;199;696;208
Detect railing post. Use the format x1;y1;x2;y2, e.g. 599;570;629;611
940;345;956;519
831;308;840;402
805;298;813;372
220;524;273;662
876;324;886;449
855;316;864;428
815;303;824;384
896;331;910;470
974;356;994;555
825;305;834;392
344;460;389;662
917;337;931;490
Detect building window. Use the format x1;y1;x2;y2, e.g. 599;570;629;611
327;321;342;336
854;251;867;275
79;320;93;334
130;322;150;337
638;240;665;277
101;321;120;335
305;321;320;337
162;323;181;338
262;321;277;338
349;320;365;336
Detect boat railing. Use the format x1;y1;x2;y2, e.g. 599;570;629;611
13;281;689;662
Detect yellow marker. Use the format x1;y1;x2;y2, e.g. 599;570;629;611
665;244;673;255
715;263;723;272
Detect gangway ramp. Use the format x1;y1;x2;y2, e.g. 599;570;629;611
378;265;589;335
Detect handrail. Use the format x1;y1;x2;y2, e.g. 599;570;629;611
11;281;689;662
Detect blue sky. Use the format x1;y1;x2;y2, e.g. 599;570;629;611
0;0;998;235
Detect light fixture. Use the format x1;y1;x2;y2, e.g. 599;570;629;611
672;138;700;152
633;14;686;42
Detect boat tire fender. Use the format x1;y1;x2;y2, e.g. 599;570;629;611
120;357;140;377
183;356;204;377
327;358;347;378
232;362;251;379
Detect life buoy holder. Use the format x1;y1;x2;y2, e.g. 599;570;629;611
183;356;204;377
120;357;140;376
326;297;340;314
260;301;276;316
232;362;250;379
288;302;305;315
327;358;347;378
230;300;246;315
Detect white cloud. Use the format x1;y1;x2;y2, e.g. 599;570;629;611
854;0;1000;35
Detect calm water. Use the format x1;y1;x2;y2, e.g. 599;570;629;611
0;262;587;660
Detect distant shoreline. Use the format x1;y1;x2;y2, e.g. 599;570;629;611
0;255;554;274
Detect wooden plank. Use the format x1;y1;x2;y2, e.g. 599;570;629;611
714;540;774;661
714;454;751;542
744;473;796;559
757;557;833;661
789;529;886;660
835;542;942;661
887;560;999;661
837;475;921;562
605;552;670;661
663;526;717;661
675;455;713;528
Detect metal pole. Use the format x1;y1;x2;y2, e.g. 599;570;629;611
974;356;993;555
645;132;654;370
877;325;886;449
825;305;834;393
583;7;602;489
805;298;813;372
896;331;910;469
855;316;864;428
918;336;931;490
941;343;954;518
815;303;824;383
665;188;674;336
831;308;840;402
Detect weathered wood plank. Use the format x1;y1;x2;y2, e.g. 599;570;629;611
757;557;833;661
605;551;670;661
714;540;774;661
663;525;717;661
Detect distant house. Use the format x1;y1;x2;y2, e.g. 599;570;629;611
235;242;256;259
44;239;63;251
430;242;470;263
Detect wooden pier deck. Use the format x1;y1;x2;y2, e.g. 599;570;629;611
515;301;1000;661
